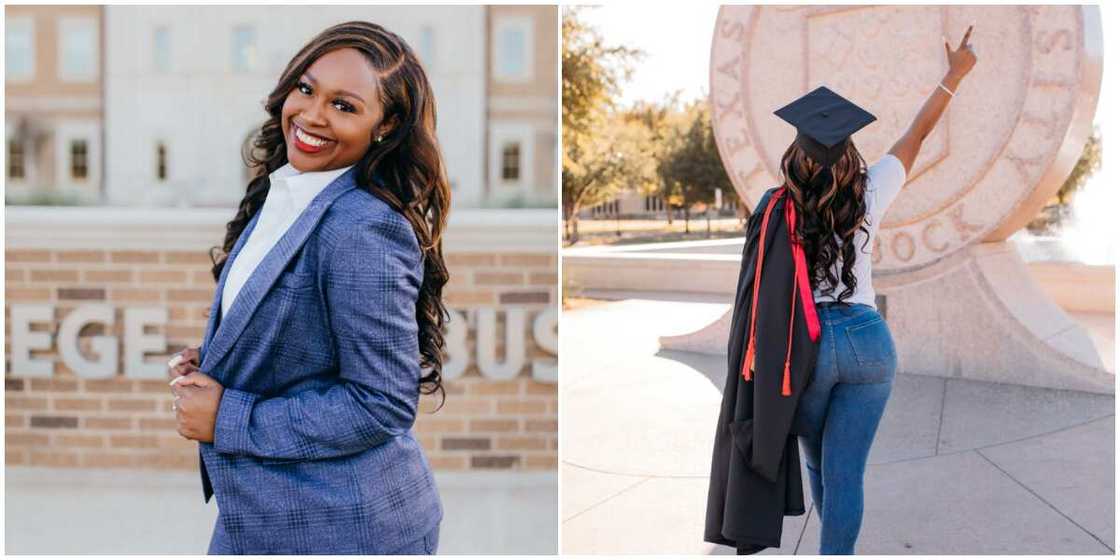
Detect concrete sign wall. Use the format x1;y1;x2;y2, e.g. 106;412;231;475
4;208;558;471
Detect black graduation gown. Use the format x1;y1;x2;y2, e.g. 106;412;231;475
704;186;822;554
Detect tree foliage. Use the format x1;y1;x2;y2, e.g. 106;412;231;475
561;7;642;242
656;101;734;233
561;8;735;241
1057;127;1102;205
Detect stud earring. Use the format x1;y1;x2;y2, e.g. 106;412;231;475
376;134;384;143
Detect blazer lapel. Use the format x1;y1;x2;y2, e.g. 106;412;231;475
200;166;359;373
199;209;261;366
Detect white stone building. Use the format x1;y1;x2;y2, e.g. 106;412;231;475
101;6;490;207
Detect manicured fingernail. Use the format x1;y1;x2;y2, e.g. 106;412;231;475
170;376;184;386
169;355;183;367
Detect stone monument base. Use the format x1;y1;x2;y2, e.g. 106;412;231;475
660;241;1113;395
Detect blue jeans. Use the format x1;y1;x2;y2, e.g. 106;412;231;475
792;301;897;555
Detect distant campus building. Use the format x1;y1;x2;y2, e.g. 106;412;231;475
580;188;742;219
5;5;103;205
5;5;557;209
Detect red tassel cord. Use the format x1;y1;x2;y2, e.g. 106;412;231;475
742;190;783;381
786;194;821;344
783;270;796;396
780;192;822;396
743;187;822;397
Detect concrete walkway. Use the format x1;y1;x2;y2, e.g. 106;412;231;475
561;294;1114;554
5;468;557;554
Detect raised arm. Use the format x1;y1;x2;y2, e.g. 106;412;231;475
889;25;977;175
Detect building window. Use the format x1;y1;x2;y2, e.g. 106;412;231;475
58;17;98;82
70;139;88;180
231;25;257;73
490;124;532;196
418;25;435;66
501;142;521;181
156;142;168;181
8;140;26;179
5;17;35;82
492;16;532;82
153;26;171;72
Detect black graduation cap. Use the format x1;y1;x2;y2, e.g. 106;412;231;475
774;86;876;167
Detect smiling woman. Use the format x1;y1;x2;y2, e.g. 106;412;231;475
282;48;393;166
166;20;451;555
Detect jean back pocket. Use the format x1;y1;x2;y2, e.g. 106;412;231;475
842;316;897;383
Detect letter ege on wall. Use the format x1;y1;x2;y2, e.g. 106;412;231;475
8;304;558;383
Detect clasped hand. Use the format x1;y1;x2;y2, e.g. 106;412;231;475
168;346;223;443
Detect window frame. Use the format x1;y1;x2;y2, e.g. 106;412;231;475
70;139;89;180
230;24;257;74
6;16;36;82
491;15;533;83
8;138;27;180
57;16;98;83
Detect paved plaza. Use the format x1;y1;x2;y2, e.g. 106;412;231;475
561;293;1114;554
6;468;557;554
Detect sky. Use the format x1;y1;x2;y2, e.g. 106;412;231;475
581;4;1116;263
579;4;719;107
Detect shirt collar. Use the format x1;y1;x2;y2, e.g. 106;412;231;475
268;162;355;210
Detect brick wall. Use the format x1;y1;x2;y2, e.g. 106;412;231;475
4;208;557;473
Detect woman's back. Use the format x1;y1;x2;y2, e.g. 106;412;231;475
811;153;908;310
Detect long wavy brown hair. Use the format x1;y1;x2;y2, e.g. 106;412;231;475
778;139;871;304
209;21;451;408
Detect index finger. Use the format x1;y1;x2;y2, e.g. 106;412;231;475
959;24;973;49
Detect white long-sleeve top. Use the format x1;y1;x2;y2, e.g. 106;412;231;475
221;162;355;319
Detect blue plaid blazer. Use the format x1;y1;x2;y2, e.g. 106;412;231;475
196;166;442;554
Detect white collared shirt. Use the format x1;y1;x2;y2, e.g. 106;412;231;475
221;162;354;319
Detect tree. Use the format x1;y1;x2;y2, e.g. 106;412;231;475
657;101;733;235
561;7;641;243
623;93;682;224
562;118;648;242
1026;128;1103;234
1057;127;1101;205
